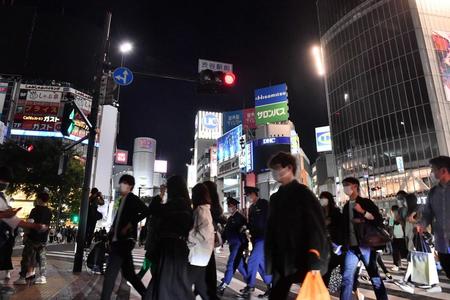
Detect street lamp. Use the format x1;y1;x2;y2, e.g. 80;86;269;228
312;45;325;76
119;41;133;66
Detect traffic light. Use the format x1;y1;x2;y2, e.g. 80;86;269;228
61;102;76;136
26;144;34;152
198;70;236;93
99;73;118;105
71;214;79;224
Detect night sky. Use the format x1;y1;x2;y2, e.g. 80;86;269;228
2;1;328;176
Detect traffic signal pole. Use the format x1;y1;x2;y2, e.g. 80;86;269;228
73;11;112;273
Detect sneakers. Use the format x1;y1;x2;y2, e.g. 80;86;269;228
426;285;442;293
385;272;393;280
13;277;27;285
34;276;47;285
391;265;399;272
394;280;414;294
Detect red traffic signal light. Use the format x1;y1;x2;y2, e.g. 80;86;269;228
26;145;34;152
224;72;236;86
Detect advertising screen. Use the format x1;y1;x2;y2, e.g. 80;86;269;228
432;31;450;102
217;125;242;163
315;126;332;152
252;137;291;173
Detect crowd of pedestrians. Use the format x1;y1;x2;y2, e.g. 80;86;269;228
1;153;450;299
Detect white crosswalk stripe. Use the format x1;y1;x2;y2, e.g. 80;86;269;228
45;248;450;299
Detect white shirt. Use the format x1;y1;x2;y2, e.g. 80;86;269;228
0;192;21;230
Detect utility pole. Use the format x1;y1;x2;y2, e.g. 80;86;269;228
73;11;112;273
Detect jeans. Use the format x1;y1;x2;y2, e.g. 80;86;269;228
340;247;387;300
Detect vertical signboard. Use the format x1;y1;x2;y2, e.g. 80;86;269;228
396;156;405;173
432;31;450;102
242;108;256;130
210;146;218;177
0;82;8;121
254;83;289;125
315;126;332;152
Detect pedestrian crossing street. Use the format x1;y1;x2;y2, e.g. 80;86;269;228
44;247;450;299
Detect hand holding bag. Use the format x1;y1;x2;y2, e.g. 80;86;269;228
297;271;331;300
410;233;439;286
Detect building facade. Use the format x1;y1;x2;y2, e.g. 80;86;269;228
317;0;450;200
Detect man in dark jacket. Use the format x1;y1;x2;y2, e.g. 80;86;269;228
240;186;272;298
265;152;328;300
340;177;387;300
101;175;151;300
218;197;248;295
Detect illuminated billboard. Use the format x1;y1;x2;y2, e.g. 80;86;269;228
254;83;289;125
222;108;256;133
217;125;242;163
195;110;223;140
154;160;168;173
12;84;92;139
315;126;332;152
115;149;129;165
252;137;291;173
432;31;450;102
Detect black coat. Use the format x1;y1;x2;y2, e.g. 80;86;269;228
265;180;329;282
342;196;383;248
223;211;247;244
248;198;269;240
110;192;150;242
325;206;344;245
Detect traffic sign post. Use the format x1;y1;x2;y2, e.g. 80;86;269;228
113;67;134;86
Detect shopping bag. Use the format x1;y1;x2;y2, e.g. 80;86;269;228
410;250;439;286
297;271;331;300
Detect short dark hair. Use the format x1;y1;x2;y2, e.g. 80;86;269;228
119;174;135;188
342;177;360;187
268;152;297;175
396;190;408;198
37;192;50;203
192;183;211;209
0;166;13;182
91;188;99;195
430;156;450;173
319;191;336;208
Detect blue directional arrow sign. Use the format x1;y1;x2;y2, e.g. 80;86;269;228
113;67;134;86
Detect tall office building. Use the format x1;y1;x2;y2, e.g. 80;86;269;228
317;0;450;200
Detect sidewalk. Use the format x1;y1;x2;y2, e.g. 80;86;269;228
1;244;131;300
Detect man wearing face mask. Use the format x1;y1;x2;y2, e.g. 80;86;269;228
239;186;272;298
340;177;387;300
101;174;151;300
417;156;450;279
218;197;248;295
264;152;328;300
